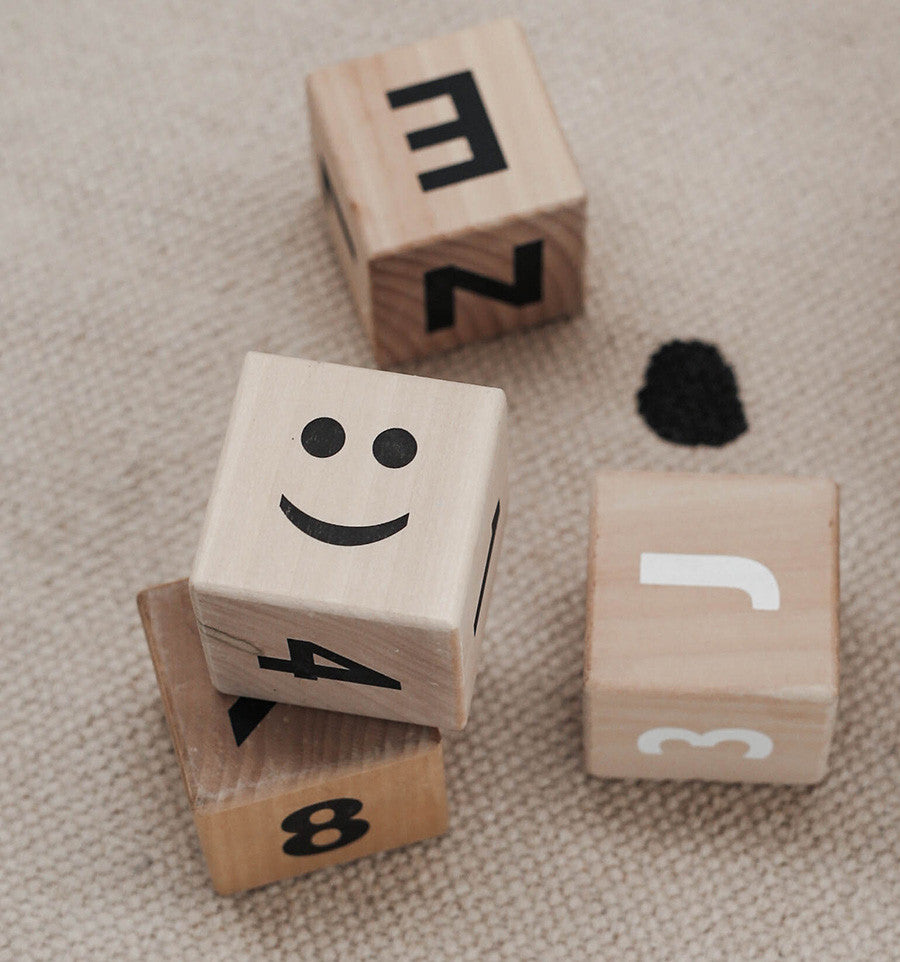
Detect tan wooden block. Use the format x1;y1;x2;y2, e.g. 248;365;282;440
190;352;508;729
583;471;840;784
307;18;586;365
138;579;448;895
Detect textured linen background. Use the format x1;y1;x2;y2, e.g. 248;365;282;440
2;2;898;959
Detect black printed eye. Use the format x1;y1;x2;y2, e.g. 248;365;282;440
372;428;417;469
300;417;345;458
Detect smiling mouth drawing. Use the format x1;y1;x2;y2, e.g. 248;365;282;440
280;494;409;546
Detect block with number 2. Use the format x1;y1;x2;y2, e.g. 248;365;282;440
190;352;508;730
307;18;586;364
139;580;447;894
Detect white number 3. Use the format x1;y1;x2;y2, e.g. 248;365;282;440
637;727;774;759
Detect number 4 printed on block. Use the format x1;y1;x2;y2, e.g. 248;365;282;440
258;639;402;690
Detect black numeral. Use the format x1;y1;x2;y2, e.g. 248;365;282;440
281;798;369;856
387;70;507;192
228;696;275;747
319;158;356;259
258;638;402;690
424;241;543;332
474;501;501;634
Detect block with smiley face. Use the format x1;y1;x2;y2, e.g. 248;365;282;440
583;472;839;784
190;352;508;730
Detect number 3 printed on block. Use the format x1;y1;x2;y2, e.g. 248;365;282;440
637;727;774;759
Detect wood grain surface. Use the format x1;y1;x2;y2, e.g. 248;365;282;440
190;352;508;728
307;18;586;363
138;579;448;894
583;471;839;783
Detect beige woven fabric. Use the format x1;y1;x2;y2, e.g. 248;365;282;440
2;2;898;959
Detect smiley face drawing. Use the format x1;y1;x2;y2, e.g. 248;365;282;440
279;416;418;546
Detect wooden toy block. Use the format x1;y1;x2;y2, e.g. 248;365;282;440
190;352;508;730
307;18;586;365
583;472;839;784
138;579;448;895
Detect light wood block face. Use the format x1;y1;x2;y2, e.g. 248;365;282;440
583;472;840;784
138;579;448;895
307;18;586;365
190;352;508;729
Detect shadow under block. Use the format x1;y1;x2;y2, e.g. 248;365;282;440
583;472;840;785
190;352;508;730
138;579;448;895
307;18;586;365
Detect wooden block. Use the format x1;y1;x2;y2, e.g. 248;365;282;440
307;18;586;365
138;579;448;895
583;472;839;784
190;352;508;729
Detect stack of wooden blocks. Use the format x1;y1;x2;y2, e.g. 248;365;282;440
138;20;839;895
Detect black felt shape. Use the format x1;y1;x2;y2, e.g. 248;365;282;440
637;339;747;447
